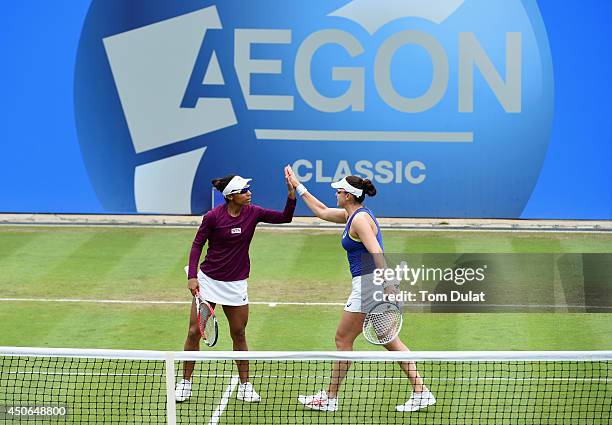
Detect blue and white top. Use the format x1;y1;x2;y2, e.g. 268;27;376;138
341;207;384;278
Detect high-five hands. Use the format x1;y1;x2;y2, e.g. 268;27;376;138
285;165;300;188
284;165;297;199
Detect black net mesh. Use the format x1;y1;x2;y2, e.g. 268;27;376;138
1;353;610;424
1;356;165;423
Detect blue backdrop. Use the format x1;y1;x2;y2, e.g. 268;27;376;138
0;1;610;218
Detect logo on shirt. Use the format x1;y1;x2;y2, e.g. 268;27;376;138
231;227;242;234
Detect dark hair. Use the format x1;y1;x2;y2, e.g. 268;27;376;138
345;175;377;203
211;174;236;202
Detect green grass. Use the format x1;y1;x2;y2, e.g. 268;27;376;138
0;226;610;424
1;226;611;350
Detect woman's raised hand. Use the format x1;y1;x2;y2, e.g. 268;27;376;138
284;165;297;199
284;165;300;188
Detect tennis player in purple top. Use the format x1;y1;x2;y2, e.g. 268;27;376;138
175;173;296;403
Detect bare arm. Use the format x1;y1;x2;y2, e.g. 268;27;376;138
352;215;400;294
351;213;386;270
284;165;347;223
300;192;347;223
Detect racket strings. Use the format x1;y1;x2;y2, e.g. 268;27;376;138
198;306;212;338
363;305;402;344
198;305;211;328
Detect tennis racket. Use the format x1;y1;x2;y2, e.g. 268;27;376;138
195;290;218;347
362;301;403;345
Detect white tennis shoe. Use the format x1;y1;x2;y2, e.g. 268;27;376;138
236;382;261;402
298;390;338;412
175;379;192;402
396;390;436;412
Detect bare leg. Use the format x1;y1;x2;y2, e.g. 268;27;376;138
327;311;365;398
182;299;199;379
384;337;426;392
222;304;250;383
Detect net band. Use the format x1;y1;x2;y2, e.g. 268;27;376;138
2;347;611;361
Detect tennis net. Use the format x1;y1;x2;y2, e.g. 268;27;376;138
1;347;610;424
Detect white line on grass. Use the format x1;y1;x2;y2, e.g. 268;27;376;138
5;371;611;382
1;298;610;310
0;297;344;307
209;376;239;425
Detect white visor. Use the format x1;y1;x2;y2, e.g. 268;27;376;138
222;176;252;196
331;177;363;197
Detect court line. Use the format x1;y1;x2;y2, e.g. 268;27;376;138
209;376;239;425
0;298;343;307
4;371;611;382
1;298;609;310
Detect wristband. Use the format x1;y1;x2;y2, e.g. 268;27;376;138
296;184;308;196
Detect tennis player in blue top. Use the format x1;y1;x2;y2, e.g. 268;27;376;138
285;165;436;413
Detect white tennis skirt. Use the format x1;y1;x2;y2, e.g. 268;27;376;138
185;266;248;306
344;273;378;313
